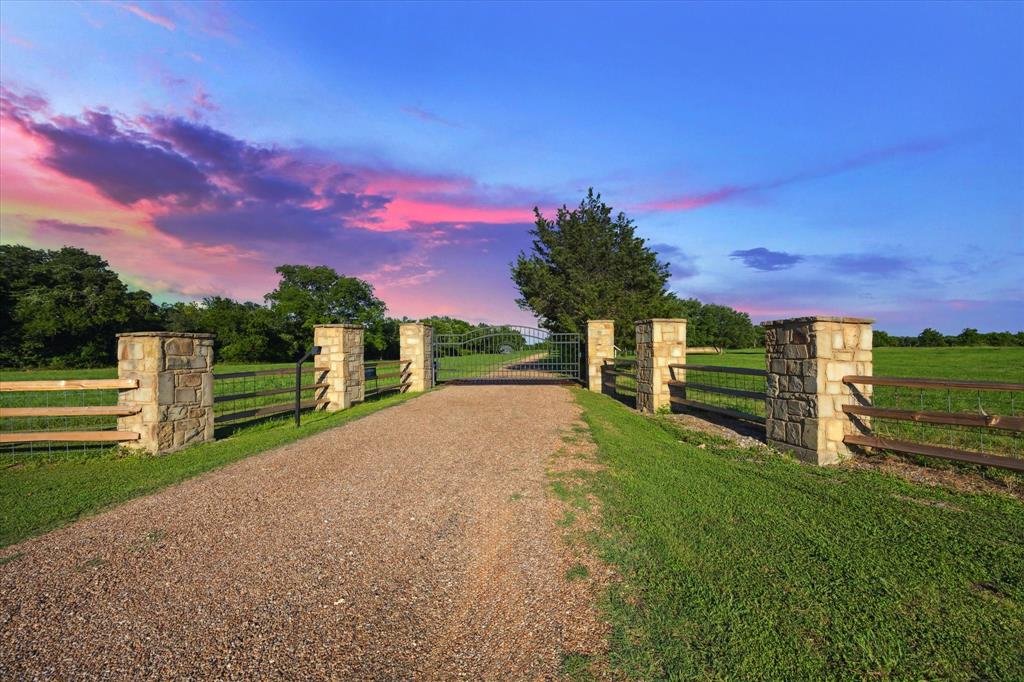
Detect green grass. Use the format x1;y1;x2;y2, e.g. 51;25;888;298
689;346;1024;381
570;387;1024;680
0;392;417;548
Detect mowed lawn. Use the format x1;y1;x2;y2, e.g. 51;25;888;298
570;388;1024;680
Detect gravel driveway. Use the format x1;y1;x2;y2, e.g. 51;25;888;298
0;385;606;679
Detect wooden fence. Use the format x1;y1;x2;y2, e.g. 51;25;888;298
0;379;141;444
842;375;1024;472
667;363;767;424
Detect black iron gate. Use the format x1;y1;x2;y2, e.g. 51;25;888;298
433;325;582;383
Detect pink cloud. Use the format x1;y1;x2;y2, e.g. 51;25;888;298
117;3;176;31
0;86;543;323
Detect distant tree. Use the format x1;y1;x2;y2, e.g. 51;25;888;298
957;328;981;346
420;315;477;336
163;297;290;362
0;245;159;367
265;265;388;356
511;189;672;349
917;328;946;347
873;330;894;347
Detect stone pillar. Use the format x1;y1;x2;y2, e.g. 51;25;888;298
635;319;687;413
313;324;364;411
763;316;873;465
586;320;615;392
400;322;434;392
116;332;215;454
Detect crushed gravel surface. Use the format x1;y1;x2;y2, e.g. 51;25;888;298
0;385;608;679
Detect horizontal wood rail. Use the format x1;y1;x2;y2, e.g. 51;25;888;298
0;405;141;418
669;396;766;424
214;367;296;380
214;382;328;404
842;404;1024;432
843;375;1024;392
370;371;406;381
603;369;638;378
843;434;1024;473
364;381;411;399
0;431;141;444
668;380;766;401
215;398;329;424
603;358;637;365
668;364;767;377
365;359;411;367
0;378;139;392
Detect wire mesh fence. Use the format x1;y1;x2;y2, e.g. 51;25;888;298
845;378;1023;466
0;381;136;462
668;364;767;422
213;364;327;433
364;360;411;399
602;358;638;408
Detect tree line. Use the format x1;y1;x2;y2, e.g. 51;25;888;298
4;190;1018;369
874;328;1024;348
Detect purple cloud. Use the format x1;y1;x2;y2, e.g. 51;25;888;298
34;219;114;236
27;111;214;205
824;253;914;277
730;247;804;271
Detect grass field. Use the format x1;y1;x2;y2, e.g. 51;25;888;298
568;388;1024;680
0;391;416;548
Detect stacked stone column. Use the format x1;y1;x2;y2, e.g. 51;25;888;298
763;316;873;465
116;332;214;454
586;320;615;393
399;322;434;392
635;319;687;413
313;324;365;411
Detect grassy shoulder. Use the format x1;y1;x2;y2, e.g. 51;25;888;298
571;388;1024;680
0;392;417;549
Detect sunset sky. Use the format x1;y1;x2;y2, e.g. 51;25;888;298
1;1;1021;333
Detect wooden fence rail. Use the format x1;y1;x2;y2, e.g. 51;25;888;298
842;375;1023;472
0;378;141;444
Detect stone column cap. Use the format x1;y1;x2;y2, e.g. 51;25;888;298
760;316;874;327
313;323;364;329
633;318;688;323
399;321;432;328
116;331;215;339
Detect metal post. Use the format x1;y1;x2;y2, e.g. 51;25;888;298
295;345;321;427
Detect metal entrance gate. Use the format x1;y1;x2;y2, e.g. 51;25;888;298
433;325;582;383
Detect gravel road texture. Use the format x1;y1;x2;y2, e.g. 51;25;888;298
0;385;608;679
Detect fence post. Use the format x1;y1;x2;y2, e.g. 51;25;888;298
763;316;873;465
399;322;434;392
635;319;687;413
313;324;364;411
116;332;215;454
586;320;615;392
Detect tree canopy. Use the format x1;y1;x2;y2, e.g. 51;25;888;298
511;189;673;348
265;264;389;356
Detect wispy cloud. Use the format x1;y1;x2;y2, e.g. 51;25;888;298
117;3;175;31
402;106;462;129
641;136;959;212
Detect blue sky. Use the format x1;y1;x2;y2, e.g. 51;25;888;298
1;1;1021;333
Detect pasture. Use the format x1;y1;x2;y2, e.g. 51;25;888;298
569;388;1024;679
